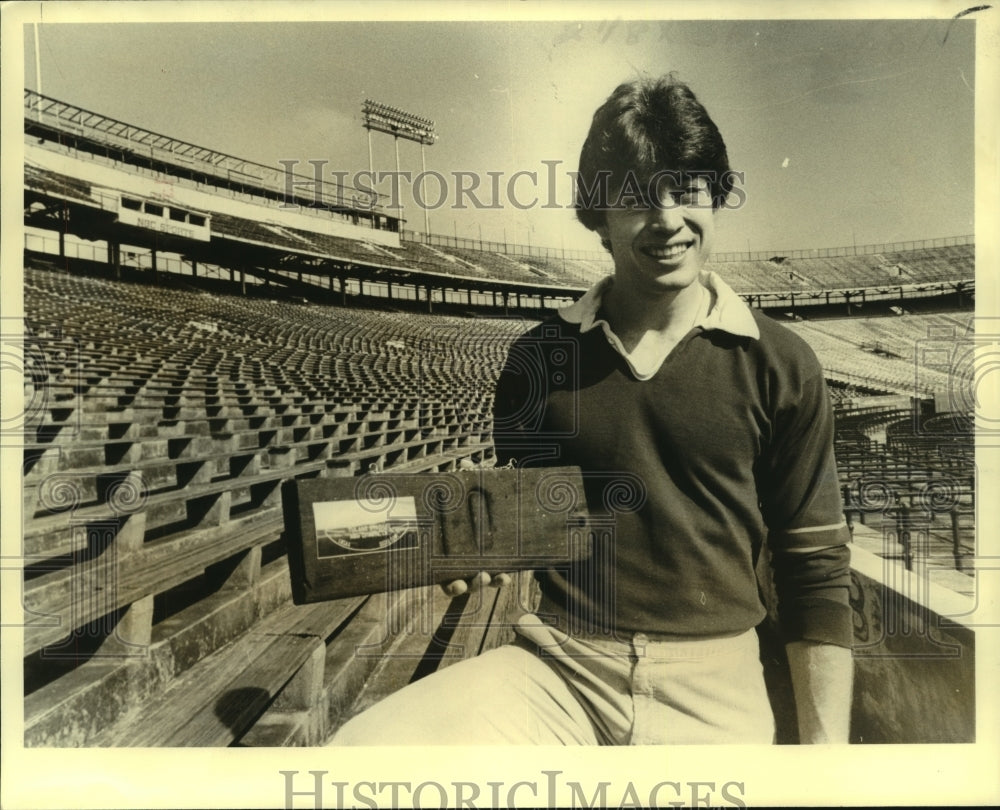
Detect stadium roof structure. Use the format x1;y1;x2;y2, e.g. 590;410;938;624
23;89;390;218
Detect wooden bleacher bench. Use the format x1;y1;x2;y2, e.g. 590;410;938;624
88;597;365;746
25;526;536;747
295;572;537;744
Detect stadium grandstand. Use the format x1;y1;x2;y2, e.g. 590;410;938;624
19;89;977;746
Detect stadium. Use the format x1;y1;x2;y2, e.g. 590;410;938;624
7;15;986;774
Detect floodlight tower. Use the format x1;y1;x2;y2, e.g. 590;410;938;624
362;100;438;236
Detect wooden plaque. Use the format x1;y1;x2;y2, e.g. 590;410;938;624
282;466;592;604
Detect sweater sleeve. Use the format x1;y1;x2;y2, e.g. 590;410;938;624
491;326;566;469
757;350;853;649
491;345;530;467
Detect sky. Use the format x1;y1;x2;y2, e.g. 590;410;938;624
314;496;417;531
19;10;978;255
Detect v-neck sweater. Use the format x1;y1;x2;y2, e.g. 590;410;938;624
491;281;852;647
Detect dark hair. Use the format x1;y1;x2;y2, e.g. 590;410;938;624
574;74;733;232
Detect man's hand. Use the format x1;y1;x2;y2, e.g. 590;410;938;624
786;640;853;744
441;571;512;597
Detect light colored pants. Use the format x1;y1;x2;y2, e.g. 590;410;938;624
329;614;775;745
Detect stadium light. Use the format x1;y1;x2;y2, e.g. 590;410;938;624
362;99;438;235
361;100;437;146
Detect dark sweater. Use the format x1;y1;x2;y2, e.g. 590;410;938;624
492;308;852;648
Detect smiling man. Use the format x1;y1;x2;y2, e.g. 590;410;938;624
331;74;853;746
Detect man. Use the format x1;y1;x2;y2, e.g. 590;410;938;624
332;74;852;745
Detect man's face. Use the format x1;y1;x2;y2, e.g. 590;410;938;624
596;173;715;294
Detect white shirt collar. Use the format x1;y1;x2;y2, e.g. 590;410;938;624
558;270;760;380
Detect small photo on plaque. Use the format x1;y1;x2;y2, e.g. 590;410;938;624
313;496;420;558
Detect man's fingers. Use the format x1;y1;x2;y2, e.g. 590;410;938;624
440;572;488;596
441;571;512;597
468;571;492;592
442;579;469;597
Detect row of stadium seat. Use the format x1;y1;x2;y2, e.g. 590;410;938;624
785;313;972;396
832;406;975;587
708;247;973;293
